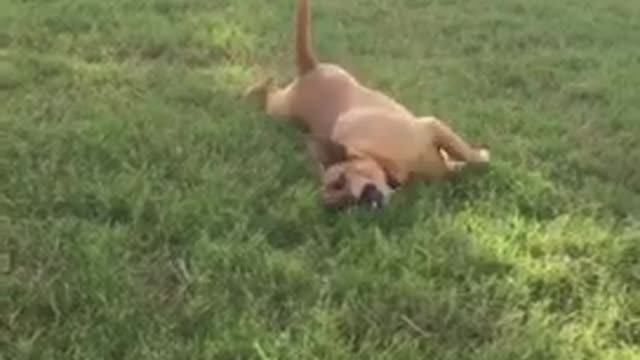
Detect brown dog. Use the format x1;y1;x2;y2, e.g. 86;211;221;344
247;0;490;209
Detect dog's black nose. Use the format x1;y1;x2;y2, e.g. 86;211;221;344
359;183;384;209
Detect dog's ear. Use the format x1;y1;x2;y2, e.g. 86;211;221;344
305;135;348;170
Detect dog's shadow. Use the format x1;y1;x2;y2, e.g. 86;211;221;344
255;150;495;251
239;77;496;250
343;174;489;235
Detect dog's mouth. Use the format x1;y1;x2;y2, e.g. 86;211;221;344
358;183;384;209
322;171;402;211
357;173;402;209
323;184;383;210
323;193;356;210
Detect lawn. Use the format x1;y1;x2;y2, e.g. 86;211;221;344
1;0;639;358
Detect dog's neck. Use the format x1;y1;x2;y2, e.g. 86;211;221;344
346;148;407;190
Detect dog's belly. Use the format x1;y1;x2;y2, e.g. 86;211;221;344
293;64;413;138
349;86;413;118
332;108;427;170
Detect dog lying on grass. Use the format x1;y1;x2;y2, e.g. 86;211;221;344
247;0;490;210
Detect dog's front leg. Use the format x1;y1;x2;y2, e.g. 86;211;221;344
420;117;490;165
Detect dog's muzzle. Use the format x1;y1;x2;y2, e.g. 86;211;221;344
323;193;356;211
358;183;384;209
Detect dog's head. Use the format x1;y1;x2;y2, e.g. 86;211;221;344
306;136;400;210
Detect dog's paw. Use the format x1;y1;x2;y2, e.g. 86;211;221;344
477;148;490;163
471;143;490;163
243;77;274;107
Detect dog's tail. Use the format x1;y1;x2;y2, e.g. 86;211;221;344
295;0;317;75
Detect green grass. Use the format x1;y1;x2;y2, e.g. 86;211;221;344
1;0;640;358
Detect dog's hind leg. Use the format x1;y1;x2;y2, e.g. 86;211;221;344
266;86;294;118
420;117;490;165
245;78;294;118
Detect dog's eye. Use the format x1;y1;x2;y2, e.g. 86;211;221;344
329;174;347;190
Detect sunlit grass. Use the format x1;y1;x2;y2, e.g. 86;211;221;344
2;0;639;359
